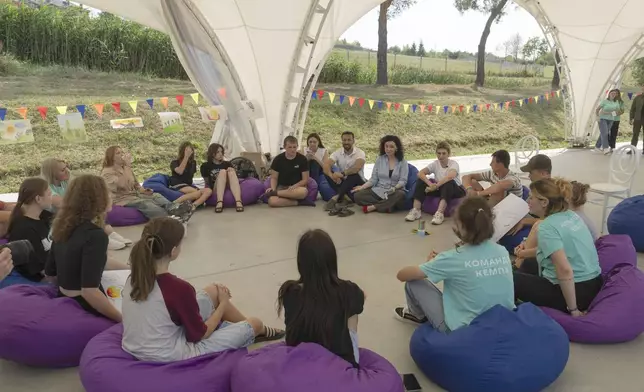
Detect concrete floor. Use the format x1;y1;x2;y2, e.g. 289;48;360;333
2;148;644;391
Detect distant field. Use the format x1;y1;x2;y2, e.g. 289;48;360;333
330;49;555;78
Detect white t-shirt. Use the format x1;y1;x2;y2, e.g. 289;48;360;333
304;147;326;163
425;159;462;186
330;147;366;179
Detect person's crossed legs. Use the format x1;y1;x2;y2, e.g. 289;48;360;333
324;174;364;210
268;185;309;208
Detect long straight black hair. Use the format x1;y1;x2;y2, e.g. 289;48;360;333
278;229;342;347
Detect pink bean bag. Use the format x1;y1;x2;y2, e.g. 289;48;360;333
261;177;318;203
205;178;265;208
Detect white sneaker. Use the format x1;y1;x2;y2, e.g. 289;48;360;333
604;149;612;155
183;223;188;237
405;208;422;222
431;212;445;225
591;148;604;153
107;236;126;250
110;231;132;245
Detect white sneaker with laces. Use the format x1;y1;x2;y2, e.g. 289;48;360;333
110;231;132;245
431;212;445;225
405;208;421;222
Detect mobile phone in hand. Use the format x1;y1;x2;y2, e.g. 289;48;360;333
402;373;422;391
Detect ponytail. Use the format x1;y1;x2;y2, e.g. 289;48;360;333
453;196;495;246
6;201;24;236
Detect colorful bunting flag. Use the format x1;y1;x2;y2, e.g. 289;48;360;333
128;101;138;113
394;103;401;111
534;95;539;103
486;103;491;111
472;104;478;112
386;102;392;111
466;105;471;114
419;104;424;113
111;102;121;114
94;104;104;118
451;104;456;113
443;106;448;114
358;98;365;108
628;92;633;100
328;92;336;103
76;105;86;118
459;105;464;113
311;91;317;100
218;88;227;99
368;99;375;110
56;106;67;115
0;108;6;121
377;101;383;110
146;99;154;109
556;90;561;98
348;96;355;107
428;104;433;113
176;95;184;106
37;106;48;120
16;107;28;119
339;95;345;104
190;93;199;104
317;90;325;100
160;97;169;109
403;104;409;113
412;104;417;113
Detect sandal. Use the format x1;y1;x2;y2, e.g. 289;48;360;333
214;201;224;213
235;200;244;212
254;325;285;343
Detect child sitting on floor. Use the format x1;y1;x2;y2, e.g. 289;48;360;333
278;229;365;367
394;196;515;332
121;217;284;362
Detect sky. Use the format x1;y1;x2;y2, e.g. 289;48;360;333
340;0;544;55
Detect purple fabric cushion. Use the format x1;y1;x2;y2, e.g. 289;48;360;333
105;205;148;227
230;342;404;392
539;235;644;343
205;178;265;208
262;177;318;203
80;325;247;392
0;285;115;367
0;238;7;245
421;197;462;217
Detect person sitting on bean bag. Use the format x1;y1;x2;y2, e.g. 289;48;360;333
514;178;602;316
302;133;329;182
462;150;523;207
570;181;598;240
121;217;285;362
41;158;132;250
278;229;365;367
353;135;408;214
264;136;314;208
200;143;244;213
100;146;193;222
394;196;515;331
45;174;125;322
405;141;465;225
7;177;54;283
322;131;366;212
0;247;13;283
168;142;212;208
0;200;15;239
507;154;552;237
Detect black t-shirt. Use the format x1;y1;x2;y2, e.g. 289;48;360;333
200;161;233;188
281;280;364;367
270;152;309;187
8;210;54;282
169;159;197;187
45;221;108;290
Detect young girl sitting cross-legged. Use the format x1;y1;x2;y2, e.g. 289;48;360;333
121;217;285;362
394;196;515;332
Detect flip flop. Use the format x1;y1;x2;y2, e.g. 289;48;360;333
254;325;285;343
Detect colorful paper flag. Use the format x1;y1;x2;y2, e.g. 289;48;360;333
378;101;383;110
412;104;417;113
428;104;433;113
443;106;449;114
419;105;425;113
486;103;491;111
16;107;28;119
218;88;227;99
94;104;104;118
111;102;121;114
348;96;355;107
403;104;409;113
386;102;392;111
76;105;86;118
160;97;169;109
472;104;478;112
146;99;154;109
128;101;138;113
534;95;540;103
556;90;561;98
339;95;345;104
394;103;401;111
459;105;464;113
317;90;325;100
358;98;365;108
328;92;336;103
368;99;375;110
56;106;68;115
0;108;6;121
466;105;470;114
311;91;317;100
628;92;633;100
176;95;184;107
37;106;48;120
190;93;199;104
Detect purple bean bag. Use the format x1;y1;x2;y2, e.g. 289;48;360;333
261;177;318;203
105;205;148;227
539;235;644;343
230;342;403;392
205;177;265;208
0;284;115;367
0;238;7;245
422;197;462;217
80;324;247;392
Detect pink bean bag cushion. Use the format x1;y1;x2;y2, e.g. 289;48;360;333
261;177;318;203
205;177;265;208
0;285;115;367
105;205;147;227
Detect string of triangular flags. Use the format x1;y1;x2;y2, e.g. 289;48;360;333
0;90;228;121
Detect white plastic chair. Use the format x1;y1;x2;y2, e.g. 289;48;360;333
512;135;540;179
588;145;641;234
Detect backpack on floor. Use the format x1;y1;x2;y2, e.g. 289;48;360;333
230;157;260;179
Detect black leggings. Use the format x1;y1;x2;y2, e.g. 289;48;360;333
609;121;619;149
324;173;364;201
413;179;465;203
513;269;603;312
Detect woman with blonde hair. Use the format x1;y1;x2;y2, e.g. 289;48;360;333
40;157;131;250
45;174;123;322
513;178;601;316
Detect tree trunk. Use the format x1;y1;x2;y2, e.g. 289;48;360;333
475;0;508;87
376;0;392;85
552;49;561;89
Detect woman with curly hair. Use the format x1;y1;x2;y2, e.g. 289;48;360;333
352;135;409;213
45;174;123;322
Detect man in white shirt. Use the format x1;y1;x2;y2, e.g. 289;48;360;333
323;131;366;212
462;150;523;207
405;141;465;225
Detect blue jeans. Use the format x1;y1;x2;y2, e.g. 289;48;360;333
597;119;613;149
0;271;50;289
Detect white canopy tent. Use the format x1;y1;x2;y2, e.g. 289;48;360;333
80;0;644;155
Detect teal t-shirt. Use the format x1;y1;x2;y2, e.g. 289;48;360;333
598;99;621;121
537;210;601;284
50;180;68;197
419;240;515;331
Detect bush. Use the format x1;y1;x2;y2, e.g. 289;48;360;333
632;58;644;86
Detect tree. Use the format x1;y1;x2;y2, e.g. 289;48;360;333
454;0;509;87
377;0;417;85
522;36;540;62
410;42;417;56
389;45;402;54
504;33;523;61
418;41;426;57
632;58;644;86
552;48;561;89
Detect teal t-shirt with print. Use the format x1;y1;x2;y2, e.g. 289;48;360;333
419;240;515;331
537;210;601;284
599;99;621;121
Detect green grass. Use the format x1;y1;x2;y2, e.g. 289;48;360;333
1;54;636;194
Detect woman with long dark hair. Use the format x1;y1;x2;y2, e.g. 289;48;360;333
169;141;212;207
200;143;244;212
278;229;365;367
301;133;328;180
353;135;409;213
